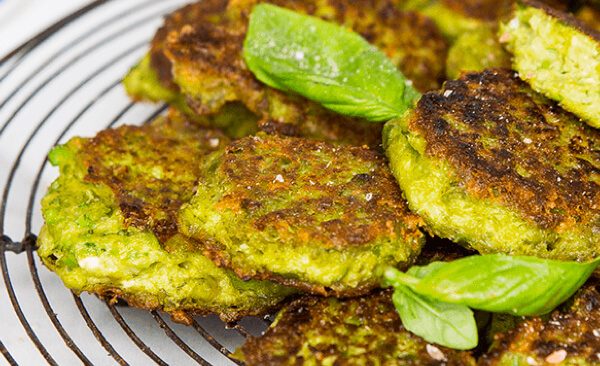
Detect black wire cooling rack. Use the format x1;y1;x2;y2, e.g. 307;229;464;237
0;1;268;364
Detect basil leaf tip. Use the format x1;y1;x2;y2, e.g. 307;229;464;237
384;255;599;350
243;3;420;123
393;285;478;350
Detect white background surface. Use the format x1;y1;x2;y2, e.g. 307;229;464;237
0;0;92;58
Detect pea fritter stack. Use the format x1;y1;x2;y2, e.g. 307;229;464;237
39;0;600;364
38;113;296;324
124;0;448;146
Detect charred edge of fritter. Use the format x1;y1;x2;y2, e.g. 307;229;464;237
416;236;477;265
82;120;228;243
521;0;600;41
93;285;291;325
200;239;382;297
480;279;600;364
238;289;476;366
411;68;598;230
149;0;231;90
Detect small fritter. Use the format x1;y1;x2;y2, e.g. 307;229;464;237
500;0;600;128
481;280;600;365
38;114;294;324
384;69;599;260
445;26;511;79
126;0;448;146
399;0;568;40
123;56;259;139
178;133;425;296
234;290;476;366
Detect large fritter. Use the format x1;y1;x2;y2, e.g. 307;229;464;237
125;0;448;146
500;0;600;128
234;290;476;365
384;69;599;261
178;134;425;296
481;280;600;365
38;114;294;324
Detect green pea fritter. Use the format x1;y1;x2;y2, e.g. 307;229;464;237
124;0;448;146
445;26;511;79
384;69;599;261
178;133;425;296
38;113;294;324
500;0;600;128
480;280;600;366
398;0;567;40
234;290;476;366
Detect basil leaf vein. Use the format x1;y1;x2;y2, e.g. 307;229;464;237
243;4;419;122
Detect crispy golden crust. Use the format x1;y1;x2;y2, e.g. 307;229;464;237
408;69;599;232
207;135;422;250
481;280;600;365
82;113;229;243
237;290;476;365
157;0;447;91
522;0;600;41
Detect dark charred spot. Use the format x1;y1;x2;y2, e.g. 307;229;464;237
240;198;262;211
81;115;228;243
155;0;447;146
433;118;449;136
351;173;373;183
409;69;599;231
481;280;600;365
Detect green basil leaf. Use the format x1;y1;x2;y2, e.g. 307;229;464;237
392;285;478;350
411;254;600;316
243;4;420;122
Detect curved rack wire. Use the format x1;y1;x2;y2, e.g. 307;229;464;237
0;1;268;364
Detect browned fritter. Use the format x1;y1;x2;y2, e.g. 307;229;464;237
481;280;600;365
236;290;476;365
178;133;425;296
81;112;229;243
40;114;296;324
148;0;447;146
407;69;599;234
